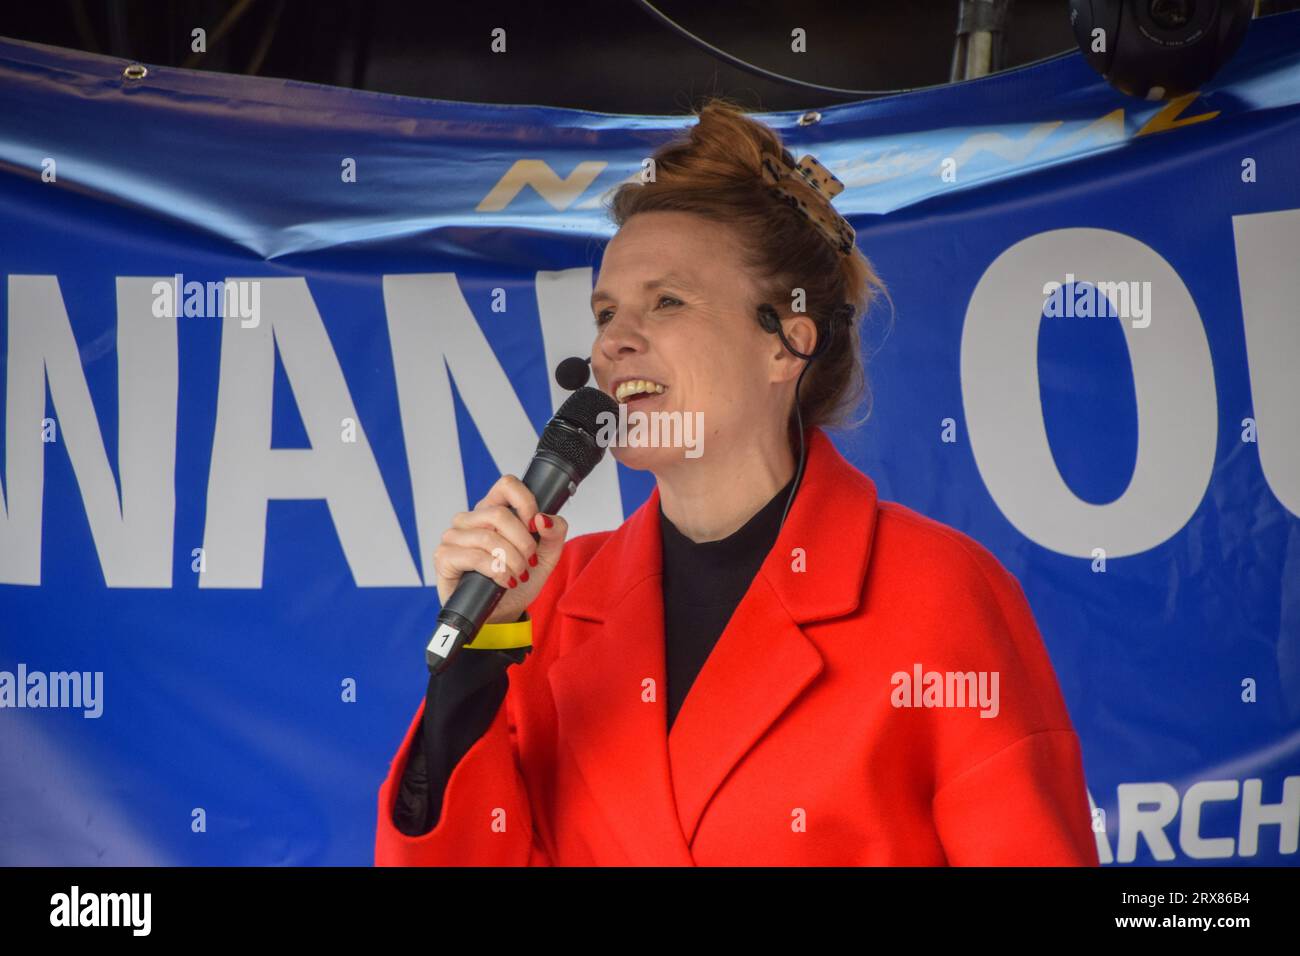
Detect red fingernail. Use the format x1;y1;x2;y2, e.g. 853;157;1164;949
520;569;529;583
528;554;538;567
542;514;552;529
508;577;517;588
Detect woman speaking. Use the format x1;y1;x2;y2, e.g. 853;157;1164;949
375;98;1099;866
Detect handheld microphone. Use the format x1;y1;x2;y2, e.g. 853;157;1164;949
425;378;617;674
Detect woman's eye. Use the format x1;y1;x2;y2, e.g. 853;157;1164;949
595;296;680;327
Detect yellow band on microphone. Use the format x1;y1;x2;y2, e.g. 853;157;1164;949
464;614;533;650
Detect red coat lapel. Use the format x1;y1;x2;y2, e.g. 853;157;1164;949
548;427;880;860
546;508;690;864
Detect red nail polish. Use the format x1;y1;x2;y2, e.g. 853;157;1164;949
520;569;529;583
542;514;552;529
528;554;538;567
508;577;517;588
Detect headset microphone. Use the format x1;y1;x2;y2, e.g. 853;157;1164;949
555;355;593;391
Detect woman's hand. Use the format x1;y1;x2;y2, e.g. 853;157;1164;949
433;475;570;626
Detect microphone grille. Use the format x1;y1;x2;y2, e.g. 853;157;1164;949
540;387;619;479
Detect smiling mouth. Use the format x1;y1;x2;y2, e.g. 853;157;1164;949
622;392;663;407
614;380;669;404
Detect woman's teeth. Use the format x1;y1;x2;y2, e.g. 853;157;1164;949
615;380;668;403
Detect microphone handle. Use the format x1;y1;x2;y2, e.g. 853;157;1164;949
425;450;581;674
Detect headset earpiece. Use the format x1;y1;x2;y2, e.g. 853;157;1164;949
756;301;851;362
756;303;782;335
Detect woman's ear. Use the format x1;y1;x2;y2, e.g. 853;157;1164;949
763;310;818;384
780;312;820;360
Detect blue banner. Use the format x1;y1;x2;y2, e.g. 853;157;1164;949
1;16;1298;865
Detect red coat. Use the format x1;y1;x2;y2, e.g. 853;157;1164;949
375;427;1099;866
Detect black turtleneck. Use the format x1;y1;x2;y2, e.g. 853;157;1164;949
658;474;794;731
392;474;795;836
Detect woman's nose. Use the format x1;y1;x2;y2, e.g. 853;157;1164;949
597;309;649;355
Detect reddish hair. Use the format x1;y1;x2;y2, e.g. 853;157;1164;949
604;96;893;455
